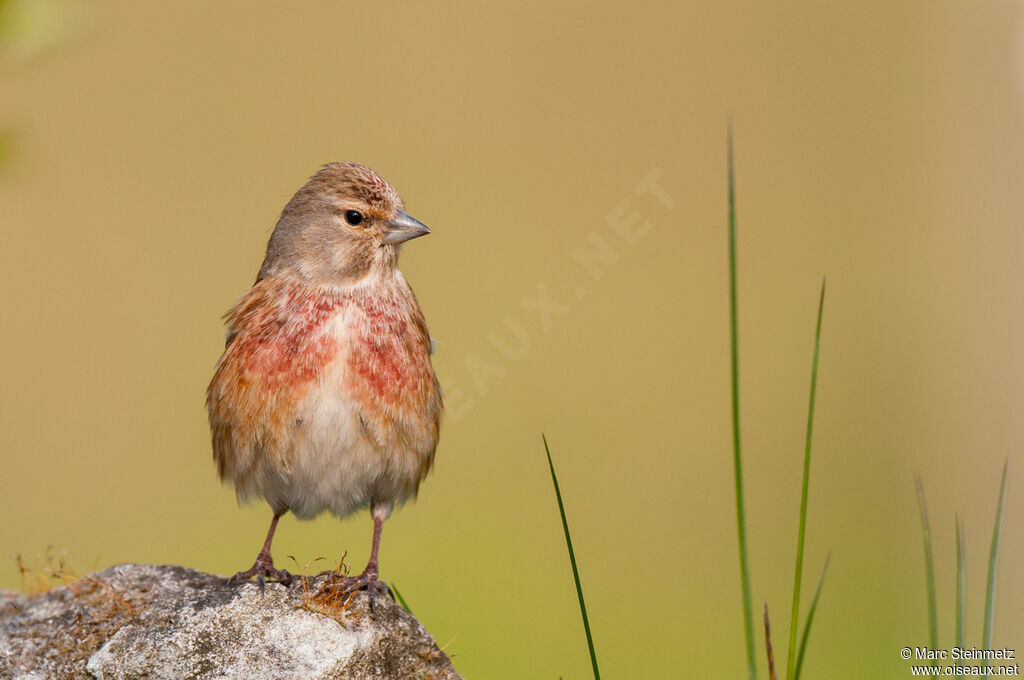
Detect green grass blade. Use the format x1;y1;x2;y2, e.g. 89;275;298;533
785;279;826;680
982;460;1009;655
543;434;600;680
727;120;758;680
793;555;829;680
390;582;413;615
915;474;939;670
954;515;965;669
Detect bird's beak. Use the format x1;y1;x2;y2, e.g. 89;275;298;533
382;210;431;244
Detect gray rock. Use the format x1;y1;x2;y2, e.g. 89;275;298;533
0;563;460;680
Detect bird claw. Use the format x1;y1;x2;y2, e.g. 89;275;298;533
227;553;293;590
319;569;389;610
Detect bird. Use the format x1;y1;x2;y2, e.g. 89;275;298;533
206;162;442;595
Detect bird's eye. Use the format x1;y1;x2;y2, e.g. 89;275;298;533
344;210;364;226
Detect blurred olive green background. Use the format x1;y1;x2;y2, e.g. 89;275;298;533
2;1;1023;677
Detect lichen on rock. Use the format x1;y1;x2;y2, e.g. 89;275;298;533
0;563;460;680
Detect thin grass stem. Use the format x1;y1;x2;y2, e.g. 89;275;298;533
793;555;829;680
982;460;1009;655
955;515;965;669
543;434;600;680
785;279;826;680
765;604;778;680
390;582;413;615
727;120;758;680
915;475;939;671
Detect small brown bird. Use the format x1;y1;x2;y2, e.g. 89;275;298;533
206;162;442;593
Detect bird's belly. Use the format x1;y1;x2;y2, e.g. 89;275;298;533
257;354;434;521
267;382;377;520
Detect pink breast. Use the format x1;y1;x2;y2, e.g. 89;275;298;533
238;290;345;393
345;296;429;409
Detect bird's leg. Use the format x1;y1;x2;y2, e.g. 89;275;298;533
227;512;293;591
360;509;385;583
331;503;391;607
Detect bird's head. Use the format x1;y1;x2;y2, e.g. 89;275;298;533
257;161;431;286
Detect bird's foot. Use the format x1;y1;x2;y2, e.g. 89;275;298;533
227;551;293;593
319;566;389;610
